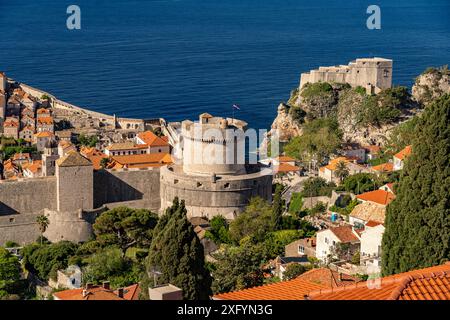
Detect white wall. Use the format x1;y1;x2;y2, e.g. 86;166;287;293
316;229;341;262
360;225;385;258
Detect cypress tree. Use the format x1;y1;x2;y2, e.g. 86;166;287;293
146;198;212;300
272;185;284;230
381;94;450;275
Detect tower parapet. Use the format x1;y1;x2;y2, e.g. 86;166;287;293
181;113;248;176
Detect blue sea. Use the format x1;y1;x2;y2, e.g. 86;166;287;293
0;0;449;130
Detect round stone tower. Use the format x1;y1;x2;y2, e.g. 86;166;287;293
160;113;273;220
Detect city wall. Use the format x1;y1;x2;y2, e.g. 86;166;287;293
94;167;161;212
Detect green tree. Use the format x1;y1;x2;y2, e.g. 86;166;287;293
36;215;49;245
341;173;379;194
93;207;158;252
283;263;307;281
382;94;450;276
284;118;342;164
301;177;336;198
229;197;273;243
145;198;212;300
272;185;284;230
205;215;231;245
211;243;267;294
22;241;78;281
0;247;21;298
82;247;141;289
334;160;349;183
100;157;111;169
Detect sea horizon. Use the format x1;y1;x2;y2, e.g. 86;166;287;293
1;0;449;129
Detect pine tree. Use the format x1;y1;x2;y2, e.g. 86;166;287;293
146;198;212;300
272;185;284;230
381;94;450;276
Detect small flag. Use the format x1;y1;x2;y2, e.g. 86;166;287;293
232;104;241;110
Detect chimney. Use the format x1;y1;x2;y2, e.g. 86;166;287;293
117;288;124;298
338;272;343;281
82;289;88;298
102;281;110;290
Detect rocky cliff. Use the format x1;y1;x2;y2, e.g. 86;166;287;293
412;66;450;105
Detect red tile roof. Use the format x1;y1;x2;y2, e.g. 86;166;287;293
329;226;360;243
356;189;396;206
53;284;140;300
137;131;169;148
371;162;394;172
109;153;173;169
275;162;300;173
308;263;450;300
213;277;325;300
394;145;412;161
297;268;360;288
365;220;383;227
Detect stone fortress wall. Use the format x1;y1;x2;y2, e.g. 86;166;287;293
0;167;161;245
299;57;393;94
19;83;147;130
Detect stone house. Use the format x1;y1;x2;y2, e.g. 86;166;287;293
316;226;360;263
37;116;54;133
105;141;149;156
34;131;55;152
20;114;35;129
22;160;42;178
285;237;316;258
3;117;19;139
19;126;35;142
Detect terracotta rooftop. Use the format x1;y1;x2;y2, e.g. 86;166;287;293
53;284;140;300
105;142;148;151
356;189;395;206
308;263;450;300
213;277;325;300
365;220;383;227
37;108;51;114
276;155;296;162
34;131;54;138
349;201;386;224
320;157;352;172
109;153;172;169
275;162;300;173
297;268;361;288
328;226;360;243
364;145;381;154
137;131;170;147
80;147;108;170
371;162;394;172
394;145;412;161
56;151;92;167
37;117;53;125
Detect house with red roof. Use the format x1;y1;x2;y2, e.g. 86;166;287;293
356;189;395;206
315;226;361;263
393;145;412;171
135;130;171;154
53;282;140;301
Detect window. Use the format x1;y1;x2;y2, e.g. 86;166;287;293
325;237;329;244
224;183;230;189
174;179;179;184
298;245;305;254
383;69;389;78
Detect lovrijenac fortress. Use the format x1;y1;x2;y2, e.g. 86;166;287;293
299;57;393;94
